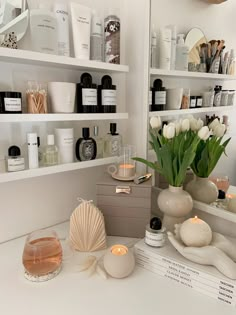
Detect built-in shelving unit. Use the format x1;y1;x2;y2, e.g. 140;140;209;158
149;106;234;117
0;113;129;123
150;68;236;80
0;47;129;73
0;157;117;183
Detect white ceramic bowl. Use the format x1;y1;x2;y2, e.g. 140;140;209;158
48;82;76;113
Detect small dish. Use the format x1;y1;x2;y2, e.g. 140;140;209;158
112;173;136;182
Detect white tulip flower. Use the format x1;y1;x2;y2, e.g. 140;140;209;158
181;119;190;132
175;121;181;135
209;118;220;130
213;123;226;138
163;124;175;139
186;114;194;121
198;126;211;141
190;118;198;131
150;116;162;129
196;118;204;130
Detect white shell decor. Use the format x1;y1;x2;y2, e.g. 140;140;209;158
70;199;107;252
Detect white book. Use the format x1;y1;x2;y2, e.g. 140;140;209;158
135;239;236;307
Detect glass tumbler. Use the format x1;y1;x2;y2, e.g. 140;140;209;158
22;229;62;282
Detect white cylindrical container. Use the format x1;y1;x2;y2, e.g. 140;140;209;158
104;9;120;64
90;12;103;61
167;25;177;70
159;27;171;70
54;1;70;56
48;82;76;113
27;133;39;169
55;128;74;164
30;9;58;55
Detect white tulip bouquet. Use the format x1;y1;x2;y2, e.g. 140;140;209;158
133;115;230;187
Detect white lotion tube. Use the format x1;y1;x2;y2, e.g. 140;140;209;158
167;25;177;70
27;133;39;169
54;1;70;56
71;2;91;60
159;27;171;70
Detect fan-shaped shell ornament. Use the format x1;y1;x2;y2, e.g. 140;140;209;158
70;199;107;252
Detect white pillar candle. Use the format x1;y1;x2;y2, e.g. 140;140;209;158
180;216;212;247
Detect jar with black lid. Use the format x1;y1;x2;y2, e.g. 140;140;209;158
77;73;98;113
98;75;117;113
151;79;166;111
0;91;22;113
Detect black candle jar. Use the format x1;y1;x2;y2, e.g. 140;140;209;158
0;91;22;113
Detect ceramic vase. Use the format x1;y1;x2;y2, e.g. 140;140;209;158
157;185;193;232
185;176;218;204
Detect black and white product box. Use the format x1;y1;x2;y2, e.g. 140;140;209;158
135;239;236;307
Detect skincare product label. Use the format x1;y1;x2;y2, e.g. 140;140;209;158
145;230;165;247
196;98;203;107
7;158;25;172
155;91;166;105
214;92;222;107
59;136;73;146
82;89;97;106
111;139;120;156
102;90;117;106
4;98;21;111
81;142;95;160
104;14;120;64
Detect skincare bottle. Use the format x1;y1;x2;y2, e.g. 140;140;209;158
103;123;122;157
151;27;158;68
70;3;91;60
55;128;74;164
145;217;166;248
167;25;177;70
93;126;103;159
159;27;171;70
104;9;120;64
53;1;70;56
213;85;222;107
27;133;39;169
75;128;97;161
0;91;22;113
98;75;117;113
37;136;43;166
90;11;103;61
29;9;58;55
151;79;166;111
43;135;58;166
175;34;189;71
77;73;98;113
7;145;25;172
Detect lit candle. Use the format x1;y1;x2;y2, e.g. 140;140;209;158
118;164;135;177
180;216;212;247
111;245;128;256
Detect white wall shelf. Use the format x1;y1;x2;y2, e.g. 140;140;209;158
149;106;234;117
150;68;236;80
0;157;117;183
0;47;129;73
0;113;129;123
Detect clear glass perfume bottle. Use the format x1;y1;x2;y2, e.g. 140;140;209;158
75;128;97;161
37;136;43;167
103;123;122;157
93;126;103;159
43;135;58;167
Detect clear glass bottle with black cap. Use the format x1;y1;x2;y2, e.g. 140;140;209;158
98;75;117;113
151;79;166;111
93;126;103;159
75;127;97;161
77;73;98;113
145;217;166;248
103;123;122;157
7;145;25;172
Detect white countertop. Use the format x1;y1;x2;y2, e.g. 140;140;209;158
1;222;236;315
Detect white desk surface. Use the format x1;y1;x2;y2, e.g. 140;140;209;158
1;222;236;315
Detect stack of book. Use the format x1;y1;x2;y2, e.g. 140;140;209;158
135;239;236;307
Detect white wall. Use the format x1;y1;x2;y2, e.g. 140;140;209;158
151;0;236;185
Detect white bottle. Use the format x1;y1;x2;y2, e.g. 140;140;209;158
167;25;177;70
30;9;58;55
53;1;70;56
175;34;189;71
90;11;103;61
159;27;171;70
151;28;158;68
27;133;39;169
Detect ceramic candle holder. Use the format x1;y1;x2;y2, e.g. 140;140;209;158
103;244;135;278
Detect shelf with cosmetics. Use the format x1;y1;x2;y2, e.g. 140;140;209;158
0;156;118;184
0;48;129;74
149;106;234;117
0;113;129;123
150;68;236;80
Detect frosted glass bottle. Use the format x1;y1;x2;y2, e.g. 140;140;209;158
175;34;189;71
93;126;103;159
103;123;122;157
43;135;58;166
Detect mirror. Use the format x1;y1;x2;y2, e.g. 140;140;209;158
0;0;28;41
185;27;207;65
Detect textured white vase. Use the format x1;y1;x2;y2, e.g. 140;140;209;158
157;185;193;232
185;176;218;204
